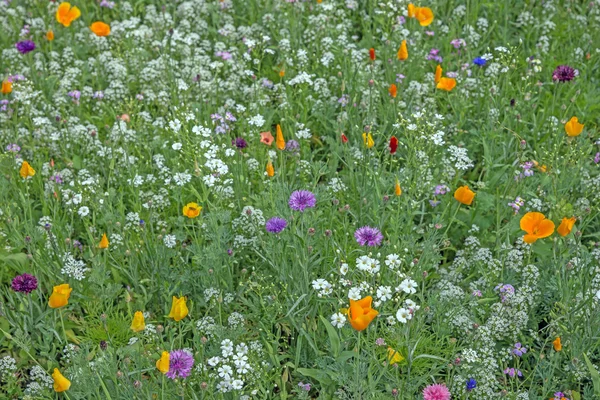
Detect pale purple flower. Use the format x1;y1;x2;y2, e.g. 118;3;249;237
512;343;527;357
594;152;600;164
354;226;383;246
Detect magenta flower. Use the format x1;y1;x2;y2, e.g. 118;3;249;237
552;65;578;82
11;273;38;294
423;383;451;400
15;40;36;54
266;217;287;234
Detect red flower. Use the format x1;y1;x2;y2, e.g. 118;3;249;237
341;133;348;143
369;48;375;61
389;136;398;154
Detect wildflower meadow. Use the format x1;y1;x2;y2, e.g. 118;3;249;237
1;0;600;399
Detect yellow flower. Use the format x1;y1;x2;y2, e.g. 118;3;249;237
437;77;456;91
395;179;402;196
49;284;72;308
520;212;555;244
56;2;81;27
387;347;404;365
557;217;576;237
435;64;442;84
279;69;285;78
20;161;36;179
553;337;562;352
453;185;475;206
90;21;111;37
98;233;109;249
276;124;286;150
266;161;275;177
564;116;584;137
362;132;374;149
397;40;408;61
407;3;416;18
46;30;55;41
130;311;146;332
168;296;188;321
182;202;202;218
414;7;434;26
156;351;170;374
52;368;71;392
1;80;12;94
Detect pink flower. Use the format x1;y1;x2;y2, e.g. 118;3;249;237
423;383;451;400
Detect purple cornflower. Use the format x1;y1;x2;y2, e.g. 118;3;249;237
15;40;36;54
354;226;383;246
11;273;38;294
232;137;248;149
266;217;287;234
552;65;578;82
288;190;316;212
166;350;194;379
512;343;527;357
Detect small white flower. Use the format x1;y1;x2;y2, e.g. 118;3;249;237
331;313;346;328
396;308;412;323
376;286;392;302
77;206;90;217
172;142;182;150
348;287;362;300
340;263;349;275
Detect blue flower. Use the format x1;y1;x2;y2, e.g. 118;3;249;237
473;57;486;66
466;378;477;391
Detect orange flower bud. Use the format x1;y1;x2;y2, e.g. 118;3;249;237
557;217;576;237
453;185;475;205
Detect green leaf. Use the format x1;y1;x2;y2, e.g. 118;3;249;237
296;368;333;386
583;353;600;396
319;315;340;357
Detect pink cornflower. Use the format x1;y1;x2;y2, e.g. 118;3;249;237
423;383;451;400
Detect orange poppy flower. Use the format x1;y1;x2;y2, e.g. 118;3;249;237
48;284;72;308
553;337;562;352
407;3;416;18
520;212;555;244
20;161;36;178
369;48;376;61
435;64;442;84
266;161;274;177
395;179;402;196
414;7;434;26
453;185;475;205
56;2;81;27
276;124;285;150
397;40;408;61
437;77;456;91
46;30;55;41
90;21;111;36
1;80;12;95
557;217;576;237
183;202;202;218
348;296;378;331
564;116;584;137
389;83;397;98
98;233;109;249
260;131;274;146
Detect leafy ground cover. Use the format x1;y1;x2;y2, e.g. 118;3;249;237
1;0;600;399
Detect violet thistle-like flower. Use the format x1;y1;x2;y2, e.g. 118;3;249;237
354;226;384;246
